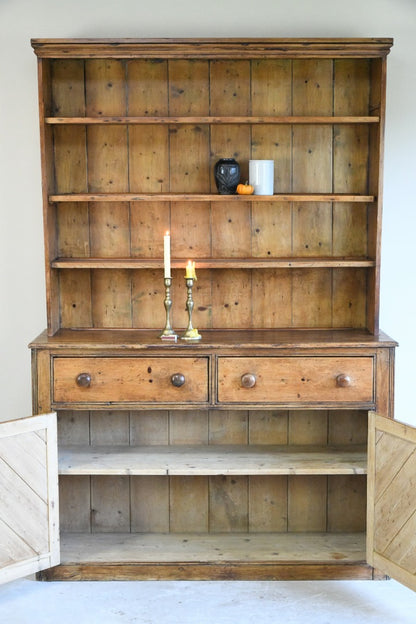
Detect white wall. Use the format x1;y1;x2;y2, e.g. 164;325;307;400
1;0;415;424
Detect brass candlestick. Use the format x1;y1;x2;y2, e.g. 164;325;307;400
159;277;178;341
181;277;201;341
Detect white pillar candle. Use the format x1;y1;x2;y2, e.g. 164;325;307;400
164;231;171;278
249;160;274;195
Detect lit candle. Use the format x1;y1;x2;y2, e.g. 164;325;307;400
185;260;196;279
164;231;171;278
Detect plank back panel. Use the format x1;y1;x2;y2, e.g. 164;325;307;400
47;55;381;331
55;408;370;537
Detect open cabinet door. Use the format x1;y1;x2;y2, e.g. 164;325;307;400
367;412;416;591
0;413;59;584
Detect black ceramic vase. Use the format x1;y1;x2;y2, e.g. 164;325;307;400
214;158;240;194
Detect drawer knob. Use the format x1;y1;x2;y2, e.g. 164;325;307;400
336;374;351;388
171;373;185;387
241;373;256;388
76;372;91;388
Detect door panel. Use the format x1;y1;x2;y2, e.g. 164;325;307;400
367;412;416;591
0;413;59;584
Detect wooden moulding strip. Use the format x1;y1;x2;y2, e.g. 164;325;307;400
50;257;376;269
44;116;381;125
49;193;375;203
31;38;394;60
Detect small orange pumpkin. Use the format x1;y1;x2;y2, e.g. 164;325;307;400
236;181;254;195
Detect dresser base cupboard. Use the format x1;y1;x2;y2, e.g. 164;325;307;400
3;37;411;589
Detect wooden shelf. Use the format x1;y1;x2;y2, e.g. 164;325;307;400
49;193;375;203
59;532;366;564
58;444;367;476
30;328;398;350
45;115;380;125
51;257;376;270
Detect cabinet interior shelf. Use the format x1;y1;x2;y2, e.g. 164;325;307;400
45;115;380;125
51;257;376;270
49;193;375;203
59;532;366;564
58;444;367;476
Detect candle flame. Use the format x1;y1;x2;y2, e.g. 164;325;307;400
165;230;170;236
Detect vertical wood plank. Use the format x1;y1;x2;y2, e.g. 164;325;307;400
91;269;132;328
328;410;367;445
90;411;130;445
288;475;327;532
288;410;328;532
251;59;292;193
85;60;131;328
252;270;292;328
130;202;170;257
128;59;169;194
57;203;90;257
171;203;211;258
85;59;128;192
332;268;367;328
51;60;89;332
333;59;371;331
130;411;169;445
169;60;210;116
59;476;91;532
291;61;333;329
333;203;367;257
59;269;92;328
292;203;332;257
168;411;208;534
132;269;165;329
91;476;130;532
211;269;251;328
208;411;248;444
170;125;210;193
211;202;251;258
249;411;288;445
57;410;90;445
251;202;292;257
170;476;208;533
209;475;248;533
292;269;332;328
131;476;169;533
89;202;130;257
52;60;87;194
210;61;251;188
327;475;367;532
288;411;328;445
249;476;288;532
31;350;51;415
38;59;60;335
169;411;208;445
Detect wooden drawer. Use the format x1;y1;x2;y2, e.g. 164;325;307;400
217;357;374;405
53;357;209;404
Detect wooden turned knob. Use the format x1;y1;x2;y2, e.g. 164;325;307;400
336;374;351;388
241;373;256;388
76;372;91;388
171;373;185;387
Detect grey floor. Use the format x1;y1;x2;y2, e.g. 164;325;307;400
0;578;415;623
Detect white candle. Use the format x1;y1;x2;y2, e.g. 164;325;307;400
164;231;171;278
